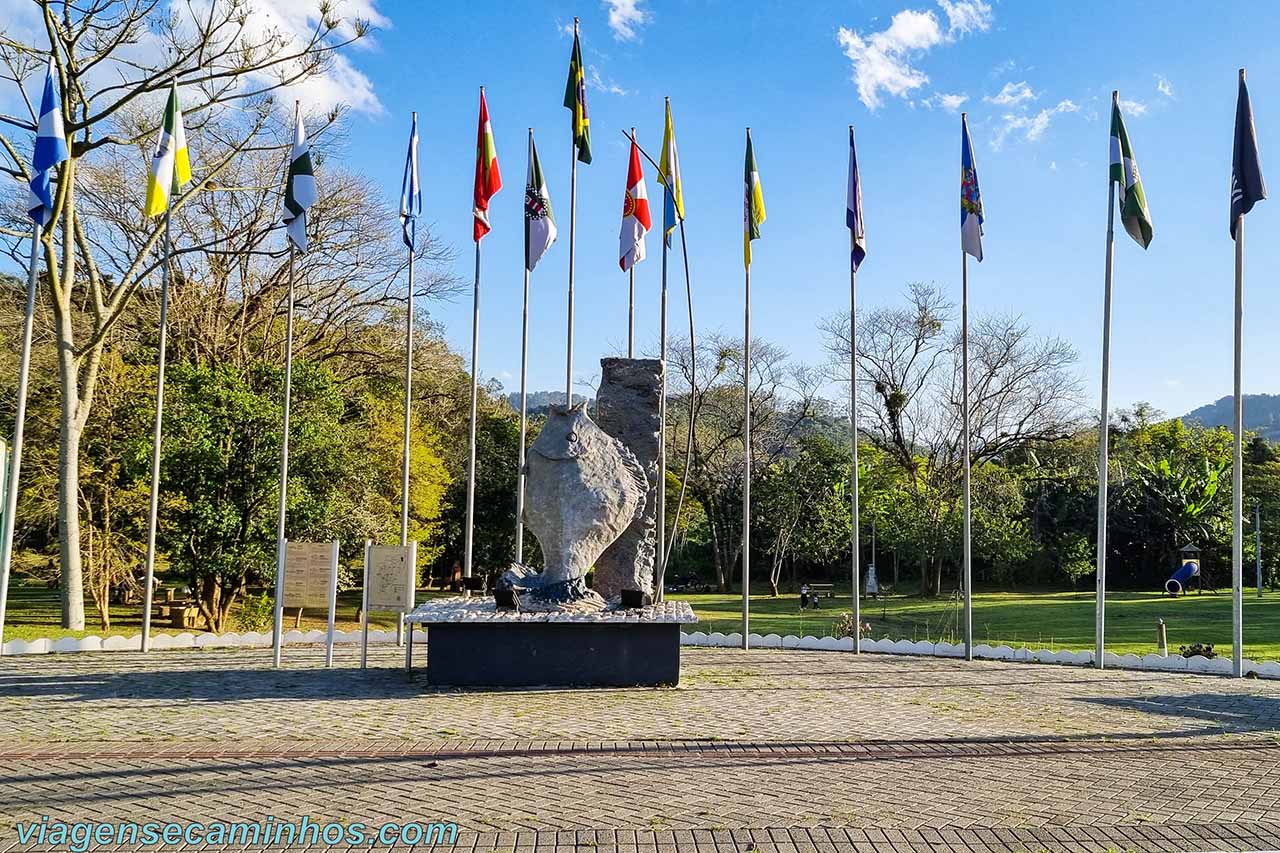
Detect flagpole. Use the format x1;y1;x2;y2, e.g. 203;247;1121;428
464;238;481;582
566;17;580;408
849;125;862;654
961;249;973;661
1233;210;1245;678
627;126;637;358
1096;112;1117;669
516;128;533;565
0;221;43;654
657;122;669;600
139;202;173;654
850;261;861;653
742;127;752;651
272;242;296;668
398;113;416;645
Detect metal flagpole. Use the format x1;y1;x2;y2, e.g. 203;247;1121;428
139;203;174;653
1096;163;1117;670
398;174;415;646
0;222;44;654
567;126;578;406
742;130;752;650
657;195;668;601
1256;503;1263;598
627;127;636;358
850;233;861;654
464;241;481;581
516;130;533;565
961;251;973;661
272;245;296;668
1233;210;1245;677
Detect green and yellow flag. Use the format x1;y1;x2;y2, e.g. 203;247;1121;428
743;130;765;267
563;23;591;164
658;97;684;245
144;81;191;218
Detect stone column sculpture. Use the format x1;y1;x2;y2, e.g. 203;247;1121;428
593;357;662;599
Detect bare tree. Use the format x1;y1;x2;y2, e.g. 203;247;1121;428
821;282;1084;595
666;333;820;592
0;0;376;628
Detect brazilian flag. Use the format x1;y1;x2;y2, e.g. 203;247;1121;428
563;26;592;164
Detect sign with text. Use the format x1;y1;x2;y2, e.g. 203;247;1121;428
282;541;334;610
367;544;415;612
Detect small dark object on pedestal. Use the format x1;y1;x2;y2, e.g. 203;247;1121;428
619;588;651;609
494;588;518;610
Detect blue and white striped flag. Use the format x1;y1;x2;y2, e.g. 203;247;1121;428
27;57;68;228
847;127;867;272
400;114;421;250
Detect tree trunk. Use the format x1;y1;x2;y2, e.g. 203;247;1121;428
56;359;86;630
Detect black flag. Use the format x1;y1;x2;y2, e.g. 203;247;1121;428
1231;72;1267;238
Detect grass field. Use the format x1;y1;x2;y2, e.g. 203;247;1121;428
671;586;1280;661
5;578;1280;662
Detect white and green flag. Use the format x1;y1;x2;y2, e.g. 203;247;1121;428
283;111;317;252
524;131;556;271
1109;99;1153;248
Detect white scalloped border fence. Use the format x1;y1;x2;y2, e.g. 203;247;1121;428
676;631;1280;679
2;628;427;656
6;627;1278;680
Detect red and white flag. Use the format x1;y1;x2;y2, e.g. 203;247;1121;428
618;137;651;270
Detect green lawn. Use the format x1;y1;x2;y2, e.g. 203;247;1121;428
670;587;1280;662
6;577;1280;663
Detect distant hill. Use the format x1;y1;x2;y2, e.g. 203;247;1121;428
1182;394;1280;441
505;390;591;416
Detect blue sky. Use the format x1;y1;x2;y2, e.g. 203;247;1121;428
343;0;1277;417
22;0;1280;417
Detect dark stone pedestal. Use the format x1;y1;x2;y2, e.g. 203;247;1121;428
426;622;681;687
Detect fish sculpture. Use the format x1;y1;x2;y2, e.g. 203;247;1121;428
500;402;647;610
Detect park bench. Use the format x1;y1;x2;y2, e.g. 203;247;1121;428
808;583;834;598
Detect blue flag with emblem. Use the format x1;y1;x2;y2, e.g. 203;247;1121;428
1231;73;1266;238
960;114;984;262
27;57;68;228
400;114;421;250
847;127;867;272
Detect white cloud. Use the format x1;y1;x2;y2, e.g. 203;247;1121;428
984;80;1035;106
836;0;992;110
1156;75;1175;99
992;99;1079;148
938;0;993;36
1119;97;1148;117
1049;160;1057;171
587;65;628;96
920;91;969;112
603;0;651;41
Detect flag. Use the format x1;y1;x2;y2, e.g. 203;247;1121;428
400;113;421;250
744;131;766;268
525;132;557;271
27;57;68;228
619;136;651;271
659;99;684;246
1231;73;1266;238
144;81;191;218
283;111;317;252
1109;98;1153;248
563;26;592;164
473;89;502;242
960;115;984;262
847;127;867;272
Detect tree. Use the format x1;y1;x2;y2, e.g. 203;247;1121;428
666;334;819;592
821;283;1083;595
0;0;376;628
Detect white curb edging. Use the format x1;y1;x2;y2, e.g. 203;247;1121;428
2;627;428;656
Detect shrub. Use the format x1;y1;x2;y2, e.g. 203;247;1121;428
832;611;873;640
232;592;275;633
1179;642;1216;659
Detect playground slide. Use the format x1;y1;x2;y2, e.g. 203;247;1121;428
1166;560;1199;596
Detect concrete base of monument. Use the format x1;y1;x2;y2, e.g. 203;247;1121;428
404;597;697;687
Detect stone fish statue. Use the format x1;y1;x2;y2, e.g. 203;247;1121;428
500;402;647;610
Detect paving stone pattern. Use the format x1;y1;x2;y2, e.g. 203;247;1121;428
2;646;1279;852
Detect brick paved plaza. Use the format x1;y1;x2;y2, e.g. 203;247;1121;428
2;645;1280;852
